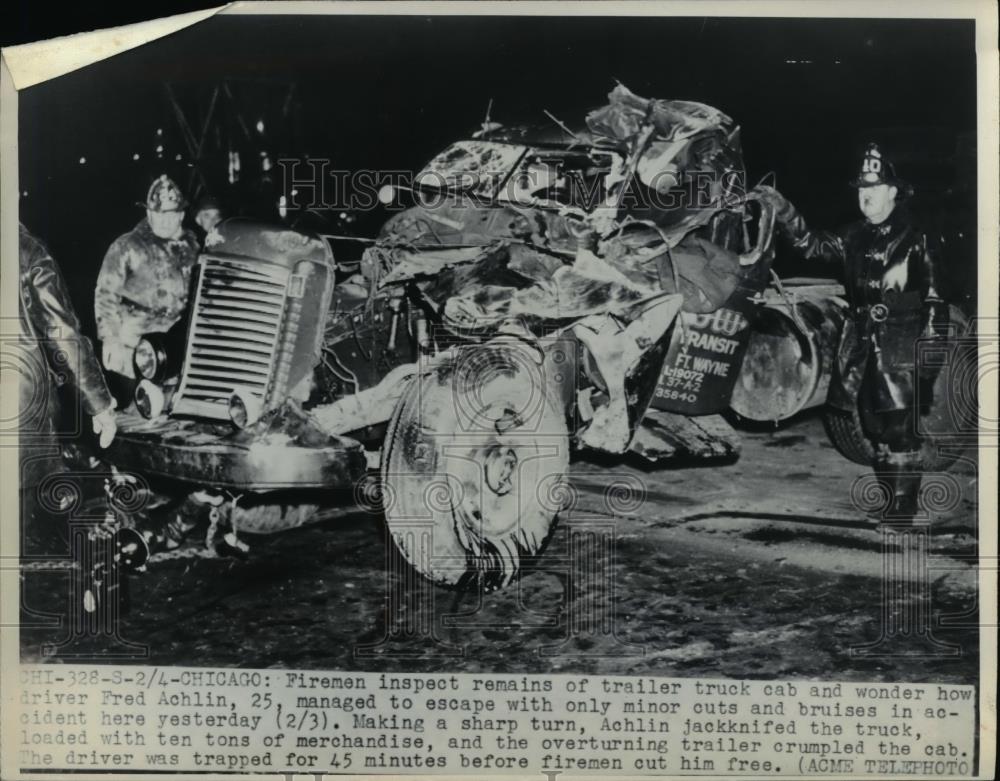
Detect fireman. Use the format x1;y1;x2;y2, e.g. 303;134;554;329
19;224;117;523
192;193;224;247
754;144;949;522
94;175;199;406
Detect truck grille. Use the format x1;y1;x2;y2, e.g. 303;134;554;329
172;256;289;420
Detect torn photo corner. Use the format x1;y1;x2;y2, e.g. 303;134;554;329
1;2;997;780
2;6;228;90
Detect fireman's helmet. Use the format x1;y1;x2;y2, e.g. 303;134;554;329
850;143;912;196
139;174;188;212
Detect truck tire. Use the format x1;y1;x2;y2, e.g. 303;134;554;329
823;305;972;471
381;341;570;590
822;408;877;466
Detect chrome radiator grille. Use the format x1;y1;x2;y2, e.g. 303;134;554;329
172;256;289;420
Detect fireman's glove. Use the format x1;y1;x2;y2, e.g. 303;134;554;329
749;184;785;209
101;339;133;377
92;406;117;449
749;185;796;226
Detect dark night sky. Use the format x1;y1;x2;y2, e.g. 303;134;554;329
16;14;979;328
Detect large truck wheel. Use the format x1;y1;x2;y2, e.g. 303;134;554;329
381;341;570;590
822;408;877;466
823;305;973;471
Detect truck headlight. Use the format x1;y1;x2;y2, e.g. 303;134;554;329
228;387;263;429
135;380;170;419
133;335;167;382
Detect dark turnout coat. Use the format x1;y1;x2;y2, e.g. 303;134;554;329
19;225;113;523
19;223;113;432
772;202;942;413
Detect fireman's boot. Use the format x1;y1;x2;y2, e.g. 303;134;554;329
870;447;921;525
853;449;957;657
879;449;924;526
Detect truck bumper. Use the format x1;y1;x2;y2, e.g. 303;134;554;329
109;411;368;491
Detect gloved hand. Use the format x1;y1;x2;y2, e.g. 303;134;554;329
749;184;788;210
101;339;133;376
92;406;117;448
747;184;804;235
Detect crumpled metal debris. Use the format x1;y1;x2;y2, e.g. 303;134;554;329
369;83;748;335
585;84;733;143
359;85;757;454
628;409;741;461
370;229;742;332
572;292;684;453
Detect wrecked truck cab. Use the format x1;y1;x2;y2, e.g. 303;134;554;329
372;88;785;431
358;88;798;586
109;219;368;492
